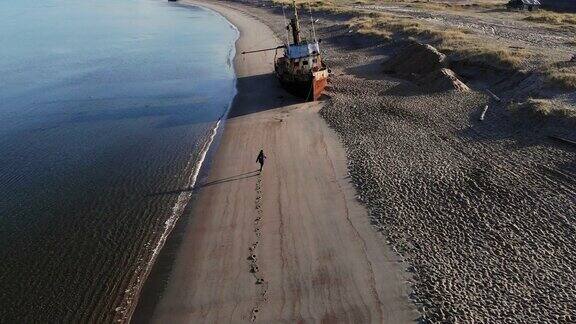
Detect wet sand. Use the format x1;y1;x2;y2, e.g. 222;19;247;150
144;0;417;322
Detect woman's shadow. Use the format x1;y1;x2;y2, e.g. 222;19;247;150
147;170;260;197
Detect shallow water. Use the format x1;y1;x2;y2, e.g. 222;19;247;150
0;0;237;321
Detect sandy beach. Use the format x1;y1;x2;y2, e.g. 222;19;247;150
135;0;417;322
131;0;576;322
3;0;574;322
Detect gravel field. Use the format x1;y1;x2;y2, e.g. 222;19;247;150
217;0;576;322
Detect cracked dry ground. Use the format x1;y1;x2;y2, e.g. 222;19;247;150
321;63;576;322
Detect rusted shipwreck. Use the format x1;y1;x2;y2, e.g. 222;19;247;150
242;0;329;101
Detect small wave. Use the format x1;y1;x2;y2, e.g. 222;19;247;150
118;117;224;323
119;7;240;322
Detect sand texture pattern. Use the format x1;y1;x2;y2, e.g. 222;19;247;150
321;64;576;323
135;0;576;322
144;1;417;323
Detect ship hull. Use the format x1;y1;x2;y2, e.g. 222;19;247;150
312;69;328;101
277;69;328;101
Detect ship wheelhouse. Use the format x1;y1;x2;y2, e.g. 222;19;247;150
284;42;323;73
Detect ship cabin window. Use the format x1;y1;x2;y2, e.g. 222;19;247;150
303;60;309;66
312;59;317;63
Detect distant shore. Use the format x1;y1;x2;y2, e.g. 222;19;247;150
132;0;417;322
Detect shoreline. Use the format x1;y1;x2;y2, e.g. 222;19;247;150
127;3;241;322
121;5;239;322
133;0;418;322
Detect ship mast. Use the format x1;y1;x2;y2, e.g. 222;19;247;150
290;0;301;45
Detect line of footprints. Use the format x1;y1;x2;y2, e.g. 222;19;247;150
249;175;267;322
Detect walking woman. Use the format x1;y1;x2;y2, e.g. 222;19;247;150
256;150;266;173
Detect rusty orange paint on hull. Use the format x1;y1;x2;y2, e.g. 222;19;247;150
312;75;328;101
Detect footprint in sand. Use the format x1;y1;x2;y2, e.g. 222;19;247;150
248;174;267;322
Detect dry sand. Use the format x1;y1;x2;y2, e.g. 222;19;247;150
133;0;576;322
140;0;418;322
191;1;576;322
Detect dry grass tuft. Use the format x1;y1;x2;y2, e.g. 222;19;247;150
523;10;576;26
347;13;525;70
512;99;576;122
271;0;331;9
273;0;574;90
271;0;363;14
544;63;576;90
377;0;503;12
347;16;394;39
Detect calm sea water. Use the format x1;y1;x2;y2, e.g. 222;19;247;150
0;0;237;321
